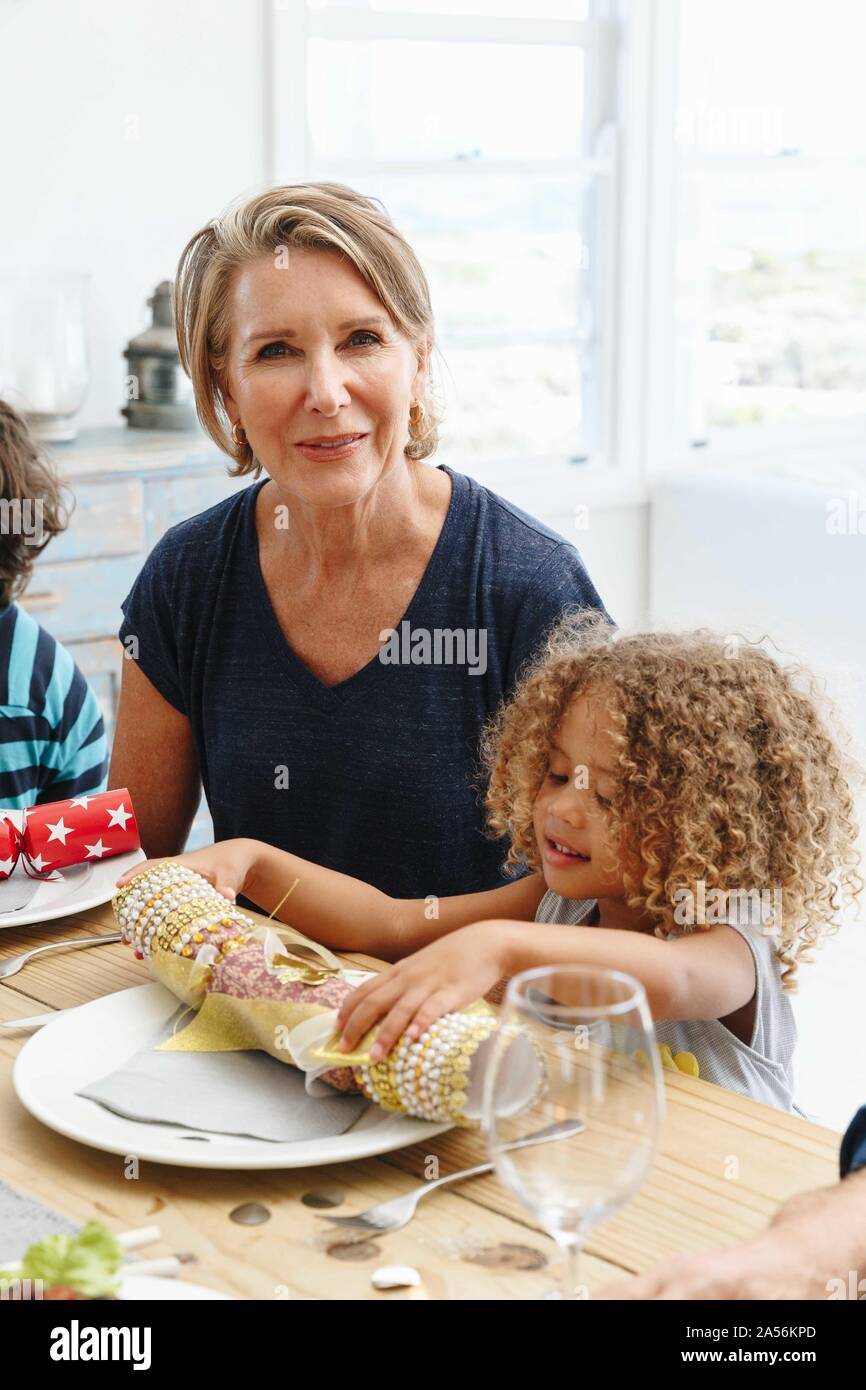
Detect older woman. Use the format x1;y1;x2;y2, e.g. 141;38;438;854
110;183;608;911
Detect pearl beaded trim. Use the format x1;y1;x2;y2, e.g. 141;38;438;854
112;862;256;962
353;1011;498;1125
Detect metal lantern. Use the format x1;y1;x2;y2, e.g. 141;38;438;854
121;280;196;430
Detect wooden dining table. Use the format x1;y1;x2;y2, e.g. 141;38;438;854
0;896;843;1300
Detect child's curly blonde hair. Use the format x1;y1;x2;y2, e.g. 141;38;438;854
481;610;863;991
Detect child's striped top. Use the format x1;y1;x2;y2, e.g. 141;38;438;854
0;602;108;807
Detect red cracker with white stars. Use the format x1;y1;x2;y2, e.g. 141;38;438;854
0;789;140;880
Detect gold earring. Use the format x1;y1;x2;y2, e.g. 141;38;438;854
231;421;246;447
409;399;426;423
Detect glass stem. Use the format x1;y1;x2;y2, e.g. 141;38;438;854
557;1234;586;1300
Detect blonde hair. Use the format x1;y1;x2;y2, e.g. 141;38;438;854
481;610;863;991
173;182;443;477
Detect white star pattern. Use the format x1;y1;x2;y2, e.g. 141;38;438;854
45;817;72;845
2;791;139;887
105;803;132;830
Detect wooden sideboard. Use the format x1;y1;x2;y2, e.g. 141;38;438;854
25;426;249;849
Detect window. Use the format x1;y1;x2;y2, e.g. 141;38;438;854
273;1;864;481
271;0;619;472
673;0;866;456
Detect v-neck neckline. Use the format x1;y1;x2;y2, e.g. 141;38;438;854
244;465;462;713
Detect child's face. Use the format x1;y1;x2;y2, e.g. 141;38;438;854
532;691;626;901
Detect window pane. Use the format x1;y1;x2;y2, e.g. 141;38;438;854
308;40;585;160
309;0;589;17
435;342;588;464
678;0;866;158
676;170;866;432
356;173;601;463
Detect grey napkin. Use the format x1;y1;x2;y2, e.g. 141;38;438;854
0;1178;79;1261
0;860;91;915
76;1007;369;1143
0;867;43;914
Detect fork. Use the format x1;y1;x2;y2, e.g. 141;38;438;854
0;932;122;980
317;1117;585;1234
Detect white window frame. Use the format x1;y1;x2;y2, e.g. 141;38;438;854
656;0;866;476
265;0;866;494
266;0;651;496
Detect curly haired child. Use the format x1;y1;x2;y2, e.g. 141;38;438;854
116;611;862;1113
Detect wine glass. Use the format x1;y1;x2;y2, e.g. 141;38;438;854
0;272;90;442
481;965;664;1299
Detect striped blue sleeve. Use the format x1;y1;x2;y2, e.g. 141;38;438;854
38;670;108;803
0;606;108;807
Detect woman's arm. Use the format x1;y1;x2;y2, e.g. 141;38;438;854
596;1164;866;1300
336;916;757;1055
109;658;201;857
246;841;547;959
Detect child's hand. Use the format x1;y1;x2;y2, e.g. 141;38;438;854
114;838;259;905
336;921;509;1060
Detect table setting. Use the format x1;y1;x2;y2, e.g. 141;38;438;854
0;788;843;1300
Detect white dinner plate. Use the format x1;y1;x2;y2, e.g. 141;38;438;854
0;848;147;929
13;982;451;1169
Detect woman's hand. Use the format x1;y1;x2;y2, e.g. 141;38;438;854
114;838;260;905
594;1226;841;1301
336;920;513;1059
594;1167;866;1300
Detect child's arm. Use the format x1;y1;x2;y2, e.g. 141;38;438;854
115;838;547;959
337;916;757;1058
246;841;547;958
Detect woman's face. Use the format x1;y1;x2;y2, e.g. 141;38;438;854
220;247;429;508
532;690;627;902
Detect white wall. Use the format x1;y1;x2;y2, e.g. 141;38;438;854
650;470;866;756
0;0;268;430
567;501;649;631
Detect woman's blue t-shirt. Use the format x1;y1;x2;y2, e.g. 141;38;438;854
118;464;608;905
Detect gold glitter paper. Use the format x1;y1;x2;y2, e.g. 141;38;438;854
157;993;340;1062
114;861;544;1126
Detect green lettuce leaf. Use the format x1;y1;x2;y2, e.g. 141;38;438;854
2;1221;123;1298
